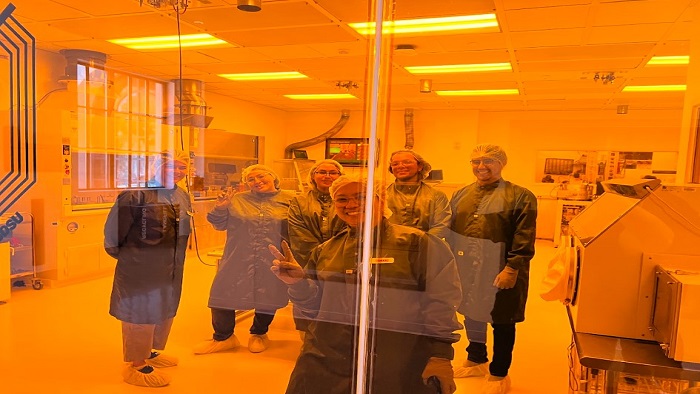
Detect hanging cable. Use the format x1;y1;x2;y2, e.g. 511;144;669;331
171;0;216;267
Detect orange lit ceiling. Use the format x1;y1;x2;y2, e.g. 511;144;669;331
9;0;694;112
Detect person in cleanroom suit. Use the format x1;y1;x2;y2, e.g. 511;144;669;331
287;159;347;338
104;150;192;387
448;144;537;394
385;149;451;240
269;174;463;394
194;164;294;355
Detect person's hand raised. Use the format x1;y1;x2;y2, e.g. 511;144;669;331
215;187;235;208
268;241;305;285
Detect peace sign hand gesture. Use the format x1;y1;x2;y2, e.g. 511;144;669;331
268;241;305;285
215;187;235;208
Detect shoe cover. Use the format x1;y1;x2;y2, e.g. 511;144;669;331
193;335;240;355
122;365;171;387
482;375;511;394
146;352;179;368
454;361;488;378
248;334;269;353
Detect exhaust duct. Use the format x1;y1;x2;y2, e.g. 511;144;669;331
58;49;107;82
166;79;214;128
404;108;414;150
284;110;350;158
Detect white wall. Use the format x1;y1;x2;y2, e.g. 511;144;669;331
280;107;683;193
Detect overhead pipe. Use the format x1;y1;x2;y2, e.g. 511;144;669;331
284;110;351;158
404;108;414;150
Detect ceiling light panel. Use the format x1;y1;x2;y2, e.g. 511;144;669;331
646;56;689;66
218;72;309;81
108;33;231;50
284;94;357;100
435;89;520;96
349;14;500;35
622;85;686;92
405;62;512;74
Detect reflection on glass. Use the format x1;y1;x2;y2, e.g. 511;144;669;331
271;175;462;393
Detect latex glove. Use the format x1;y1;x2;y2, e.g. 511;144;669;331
268;241;305;285
493;266;519;289
214;187;235;208
421;357;456;394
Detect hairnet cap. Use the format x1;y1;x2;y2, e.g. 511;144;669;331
388;149;433;179
241;164;281;190
330;174;385;199
308;159;344;189
330;174;391;218
150;150;190;175
471;144;507;166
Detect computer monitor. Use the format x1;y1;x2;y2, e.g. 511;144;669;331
292;149;309;159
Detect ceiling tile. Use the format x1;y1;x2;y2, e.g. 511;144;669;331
178;1;334;31
52;0;153;16
9;0;90;22
505;5;590;32
665;21;694;41
592;0;689;26
251;45;326;60
502;0;590;10
198;47;273;62
509;28;584;48
310;0;372;23
515;43;655;62
517;58;644;72
22;22;88;43
586;24;671;45
392;0;496;19
392;50;511;66
217;25;358;47
47;14;200;40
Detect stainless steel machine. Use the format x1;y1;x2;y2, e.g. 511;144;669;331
566;179;700;347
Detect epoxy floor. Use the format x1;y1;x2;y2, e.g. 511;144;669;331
0;240;570;393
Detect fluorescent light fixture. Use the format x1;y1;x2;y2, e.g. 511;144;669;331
622;85;686;92
108;33;229;50
435;89;519;96
284;94;357;100
349;14;499;35
646;56;689;66
218;72;308;81
405;62;512;74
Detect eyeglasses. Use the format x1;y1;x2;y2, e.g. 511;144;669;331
470;158;496;166
163;164;188;171
315;170;341;177
246;173;270;183
390;159;418;167
334;193;366;206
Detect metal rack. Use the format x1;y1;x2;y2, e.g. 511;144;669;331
3;212;42;291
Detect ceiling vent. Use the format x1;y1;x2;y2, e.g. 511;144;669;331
237;0;261;12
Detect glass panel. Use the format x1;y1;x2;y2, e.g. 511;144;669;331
76;64;87;107
569;192;638;245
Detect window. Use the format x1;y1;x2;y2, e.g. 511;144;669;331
71;62;176;206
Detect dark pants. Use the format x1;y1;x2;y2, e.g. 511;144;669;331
211;307;276;341
464;316;516;377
